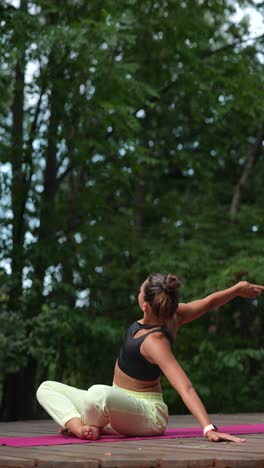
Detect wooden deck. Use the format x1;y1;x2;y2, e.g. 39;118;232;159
1;413;264;468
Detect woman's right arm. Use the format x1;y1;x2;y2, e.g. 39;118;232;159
177;281;264;325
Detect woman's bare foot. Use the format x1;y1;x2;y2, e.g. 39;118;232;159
62;417;101;440
82;425;101;440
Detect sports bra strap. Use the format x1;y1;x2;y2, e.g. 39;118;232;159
144;328;163;335
136;328;168;339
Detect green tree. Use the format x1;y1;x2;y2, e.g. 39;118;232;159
0;0;263;420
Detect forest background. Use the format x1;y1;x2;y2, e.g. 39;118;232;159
0;0;263;422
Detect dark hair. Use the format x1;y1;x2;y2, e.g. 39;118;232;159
143;273;181;320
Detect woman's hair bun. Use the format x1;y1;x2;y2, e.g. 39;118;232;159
144;272;181;319
163;274;181;294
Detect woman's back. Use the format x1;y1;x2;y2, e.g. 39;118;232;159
113;316;179;393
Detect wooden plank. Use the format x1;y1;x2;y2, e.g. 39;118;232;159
0;451;99;468
159;461;263;468
0;447;98;462
95;454;159;468
33;458;99;468
0;456;35;468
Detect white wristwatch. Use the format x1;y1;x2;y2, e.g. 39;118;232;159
203;424;218;437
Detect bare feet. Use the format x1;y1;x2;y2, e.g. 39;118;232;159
60;418;101;440
82;425;101;440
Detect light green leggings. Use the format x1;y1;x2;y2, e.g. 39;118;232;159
36;381;168;436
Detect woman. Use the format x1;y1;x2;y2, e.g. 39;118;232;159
36;273;264;443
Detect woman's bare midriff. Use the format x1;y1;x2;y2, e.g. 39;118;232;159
113;359;162;393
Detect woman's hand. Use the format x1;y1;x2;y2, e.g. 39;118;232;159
206;430;246;443
237;281;264;299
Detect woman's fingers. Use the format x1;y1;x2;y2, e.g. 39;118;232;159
253;285;264;294
238;281;264;298
250;288;262;298
219;432;246;443
207;431;246;443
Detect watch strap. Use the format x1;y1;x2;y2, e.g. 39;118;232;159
203;423;218;437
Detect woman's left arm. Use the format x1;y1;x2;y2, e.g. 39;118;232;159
143;334;246;443
178;281;264;325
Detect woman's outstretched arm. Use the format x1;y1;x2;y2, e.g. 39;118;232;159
142;334;246;443
177;281;264;325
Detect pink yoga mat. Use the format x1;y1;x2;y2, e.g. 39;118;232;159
1;424;264;447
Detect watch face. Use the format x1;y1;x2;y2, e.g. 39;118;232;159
212;424;218;431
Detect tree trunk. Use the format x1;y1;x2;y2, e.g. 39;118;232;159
229;127;264;223
0;0;38;422
132;112;151;239
1;358;37;421
9;0;27;306
33;82;60;282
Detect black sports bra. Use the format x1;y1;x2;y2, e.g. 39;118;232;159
117;321;174;381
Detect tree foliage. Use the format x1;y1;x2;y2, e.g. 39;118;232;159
0;0;263;420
